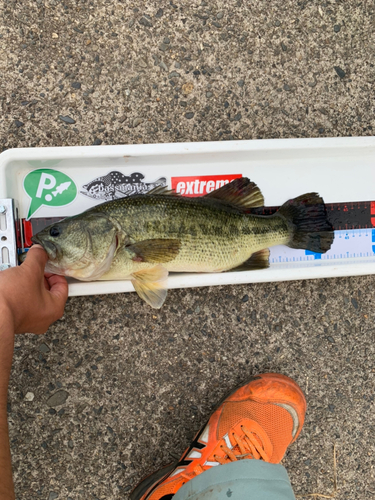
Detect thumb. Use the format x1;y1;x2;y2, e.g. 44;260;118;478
23;244;49;274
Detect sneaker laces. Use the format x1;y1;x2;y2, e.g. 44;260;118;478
212;424;270;464
180;424;270;482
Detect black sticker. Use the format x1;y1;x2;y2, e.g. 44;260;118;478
80;171;167;201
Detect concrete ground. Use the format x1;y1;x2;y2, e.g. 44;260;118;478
1;0;375;498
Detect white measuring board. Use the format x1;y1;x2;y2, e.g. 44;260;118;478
0;136;375;297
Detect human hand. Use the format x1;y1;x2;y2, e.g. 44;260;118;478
0;245;68;335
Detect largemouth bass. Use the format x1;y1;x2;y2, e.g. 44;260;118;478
32;178;334;308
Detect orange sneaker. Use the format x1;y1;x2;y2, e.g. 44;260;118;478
131;373;306;500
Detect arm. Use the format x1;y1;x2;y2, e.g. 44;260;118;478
0;310;15;500
0;246;68;500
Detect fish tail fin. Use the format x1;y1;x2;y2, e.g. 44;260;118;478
278;193;334;253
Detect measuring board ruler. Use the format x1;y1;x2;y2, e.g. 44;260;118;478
252;201;375;266
13;200;375;268
252;200;375;266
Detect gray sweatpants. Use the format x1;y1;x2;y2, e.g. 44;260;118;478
174;461;295;500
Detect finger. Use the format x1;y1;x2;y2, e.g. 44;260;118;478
44;277;68;321
44;276;51;291
45;273;59;279
47;275;69;303
24;245;49;274
46;274;68;289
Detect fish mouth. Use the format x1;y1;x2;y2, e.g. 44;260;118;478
31;235;59;260
31;234;42;246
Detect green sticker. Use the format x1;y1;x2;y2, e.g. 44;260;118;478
24;168;77;219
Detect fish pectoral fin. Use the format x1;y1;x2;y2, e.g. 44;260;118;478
131;265;168;309
229;248;270;272
125;238;181;264
204;177;264;209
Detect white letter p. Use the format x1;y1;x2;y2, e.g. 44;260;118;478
36;173;56;198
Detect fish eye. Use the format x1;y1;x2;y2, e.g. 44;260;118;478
50;226;61;237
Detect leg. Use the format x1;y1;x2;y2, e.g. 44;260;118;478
174;461;295;500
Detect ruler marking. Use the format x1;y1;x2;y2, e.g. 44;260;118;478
244;200;375;231
269;228;375;265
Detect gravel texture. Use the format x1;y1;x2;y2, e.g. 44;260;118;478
1;0;375;499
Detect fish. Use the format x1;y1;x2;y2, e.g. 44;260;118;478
31;177;334;308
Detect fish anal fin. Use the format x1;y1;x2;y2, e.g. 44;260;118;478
204;177;264;209
131;265;168;309
229;248;270;272
125;238;181;264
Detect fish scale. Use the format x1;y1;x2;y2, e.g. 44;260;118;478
92;195;289;276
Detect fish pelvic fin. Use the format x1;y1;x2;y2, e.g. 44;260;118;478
125;238;181;264
204;177;264;209
131;265;168;309
278;193;334;253
229;248;270;272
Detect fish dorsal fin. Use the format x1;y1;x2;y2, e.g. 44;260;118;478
204;177;264;208
229;248;270;272
125;238;181;264
131;265;168;309
146;185;180;196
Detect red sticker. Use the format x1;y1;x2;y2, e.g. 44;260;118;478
23;220;34;248
371;201;375;227
171;174;242;197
